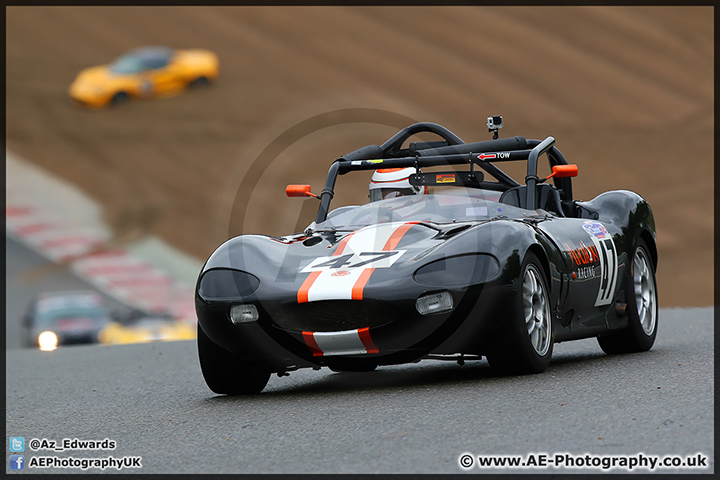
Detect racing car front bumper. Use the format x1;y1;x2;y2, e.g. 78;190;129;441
196;277;517;372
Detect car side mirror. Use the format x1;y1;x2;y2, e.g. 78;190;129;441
551;164;578;178
286;185;318;198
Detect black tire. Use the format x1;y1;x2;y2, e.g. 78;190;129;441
597;238;658;354
188;76;210;88
197;323;270;395
110;91;129;107
486;251;554;375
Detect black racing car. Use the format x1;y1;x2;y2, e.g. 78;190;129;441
196;118;658;394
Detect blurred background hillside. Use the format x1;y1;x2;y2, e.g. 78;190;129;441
6;6;713;307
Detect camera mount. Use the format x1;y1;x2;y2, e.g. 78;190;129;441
487;115;503;140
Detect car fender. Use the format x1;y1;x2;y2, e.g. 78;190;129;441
577;190;657;270
433;219;557;292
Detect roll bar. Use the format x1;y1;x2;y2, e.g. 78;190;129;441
525;136;555;210
314;123;571;223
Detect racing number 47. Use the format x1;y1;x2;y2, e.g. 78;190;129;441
307;251;402;271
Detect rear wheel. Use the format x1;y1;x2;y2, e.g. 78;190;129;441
597;238;657;354
486;251;554;374
197;324;270;394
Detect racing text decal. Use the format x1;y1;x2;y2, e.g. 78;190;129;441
564;242;599;281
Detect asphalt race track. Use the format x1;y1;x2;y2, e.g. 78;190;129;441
5;238;714;474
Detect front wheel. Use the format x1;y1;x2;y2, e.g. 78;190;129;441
197;324;270;395
188;76;210;88
110;91;129;107
597;238;658;354
486;251;554;375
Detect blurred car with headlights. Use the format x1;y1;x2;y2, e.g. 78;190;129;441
69;46;219;108
22;291;111;351
99;308;196;345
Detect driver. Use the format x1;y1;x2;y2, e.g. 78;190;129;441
368;167;427;202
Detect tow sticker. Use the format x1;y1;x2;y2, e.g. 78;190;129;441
477;152;511;161
582;221;618;306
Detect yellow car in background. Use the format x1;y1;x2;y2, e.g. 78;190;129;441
69;46;219;108
99;309;196;345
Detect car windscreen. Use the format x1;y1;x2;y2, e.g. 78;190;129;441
34;307;110;328
315;192;535;231
34;294;110;327
109;55;143;74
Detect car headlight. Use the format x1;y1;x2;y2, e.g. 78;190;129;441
38;331;59;351
229;304;259;324
198;268;260;299
416;291;454;316
413;253;501;287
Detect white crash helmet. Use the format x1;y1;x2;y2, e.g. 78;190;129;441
368;167;426;202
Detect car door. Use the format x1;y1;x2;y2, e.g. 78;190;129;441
140;55;180;95
537;217;621;332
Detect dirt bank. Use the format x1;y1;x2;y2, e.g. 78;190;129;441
6;6;714;307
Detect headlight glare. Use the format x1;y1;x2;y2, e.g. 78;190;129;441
38;331;59;351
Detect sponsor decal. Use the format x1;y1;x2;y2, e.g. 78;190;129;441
582;221;609;239
351;159;384;166
331;270;350;277
576;265;596;280
565;242;600;267
436;174;456;183
564;242;599;280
